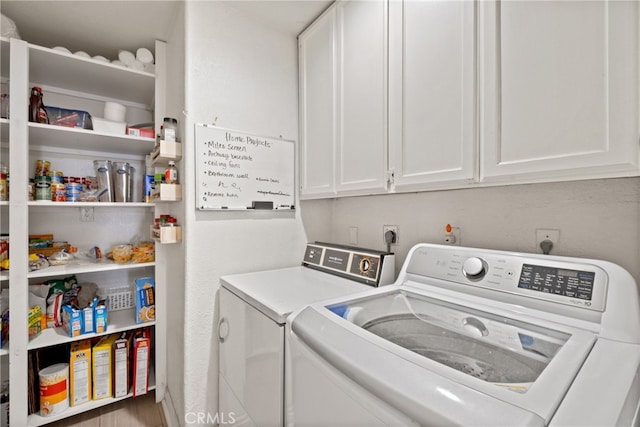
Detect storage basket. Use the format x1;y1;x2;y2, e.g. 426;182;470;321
99;286;133;311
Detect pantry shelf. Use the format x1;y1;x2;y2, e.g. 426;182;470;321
27;308;155;350
26;368;156;426
0;271;7;281
28;201;153;208
26;260;155;279
0;343;8;356
28;43;155;107
28;122;155;157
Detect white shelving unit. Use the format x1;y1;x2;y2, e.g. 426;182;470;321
7;37;168;426
27;368;156;427
0;38;10;384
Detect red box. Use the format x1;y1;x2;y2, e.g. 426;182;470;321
126;126;155;139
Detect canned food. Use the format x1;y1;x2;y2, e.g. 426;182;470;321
39;363;69;417
34;175;51;201
35;160;50;176
52;183;66;202
47;171;63;183
28;178;35;201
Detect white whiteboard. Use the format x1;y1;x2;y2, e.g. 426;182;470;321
195;124;295;210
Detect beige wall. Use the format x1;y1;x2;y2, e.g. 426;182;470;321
302;177;640;285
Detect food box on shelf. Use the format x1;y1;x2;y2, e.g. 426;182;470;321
61;298;104;337
134;277;155;324
113;332;132;398
132;328;151;396
92;334;118;400
126;125;155;139
28;305;42;339
44;106;93;129
69;339;92;406
94;300;108;334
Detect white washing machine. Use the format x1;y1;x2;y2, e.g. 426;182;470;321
218;242;395;427
286;243;640;426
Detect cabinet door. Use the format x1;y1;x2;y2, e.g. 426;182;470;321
389;0;476;190
219;288;283;426
335;0;388;195
299;7;337;199
480;0;639;182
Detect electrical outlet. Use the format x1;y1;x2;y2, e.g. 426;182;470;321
80;207;94;222
444;227;461;246
536;228;559;252
383;225;398;245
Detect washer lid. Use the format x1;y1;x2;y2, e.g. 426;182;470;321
291;287;596;425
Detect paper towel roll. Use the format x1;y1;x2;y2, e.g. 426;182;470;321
136;47;154;64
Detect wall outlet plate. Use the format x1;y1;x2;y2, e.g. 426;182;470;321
80;207;94;222
444;227;461;246
536;228;559;251
383;225;398;244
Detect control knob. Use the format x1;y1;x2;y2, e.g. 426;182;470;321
462;257;487;280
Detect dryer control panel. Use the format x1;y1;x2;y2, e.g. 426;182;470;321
303;242;395;287
405;245;607;312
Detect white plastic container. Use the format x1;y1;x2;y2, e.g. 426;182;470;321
92;117;126;135
103;102;126;122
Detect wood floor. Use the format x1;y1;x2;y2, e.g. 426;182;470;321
46;393;166;427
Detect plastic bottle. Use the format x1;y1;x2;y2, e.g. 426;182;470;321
165;161;178;184
29;86;49;124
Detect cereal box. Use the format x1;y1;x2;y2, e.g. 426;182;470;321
69;339;91;406
113;332;132;398
92;334;118;400
132;328;151;396
134;277;155;324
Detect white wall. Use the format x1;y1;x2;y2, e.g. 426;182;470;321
302;177;640;284
163;3;187;426
183;2;307;424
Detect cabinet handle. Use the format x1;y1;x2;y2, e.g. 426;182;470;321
218;317;229;343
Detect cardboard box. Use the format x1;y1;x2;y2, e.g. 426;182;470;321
28;305;42;340
69;339;92;406
94;299;108;334
132;329;151;396
126;126;155;139
92;334;118;400
113;332;132;398
134;277;155;324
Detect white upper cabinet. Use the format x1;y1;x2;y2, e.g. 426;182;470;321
480;0;639;183
335;0;388;195
389;0;476;190
299;0;388;199
299;7;337;198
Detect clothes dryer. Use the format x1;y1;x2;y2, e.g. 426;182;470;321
219;242;394;426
